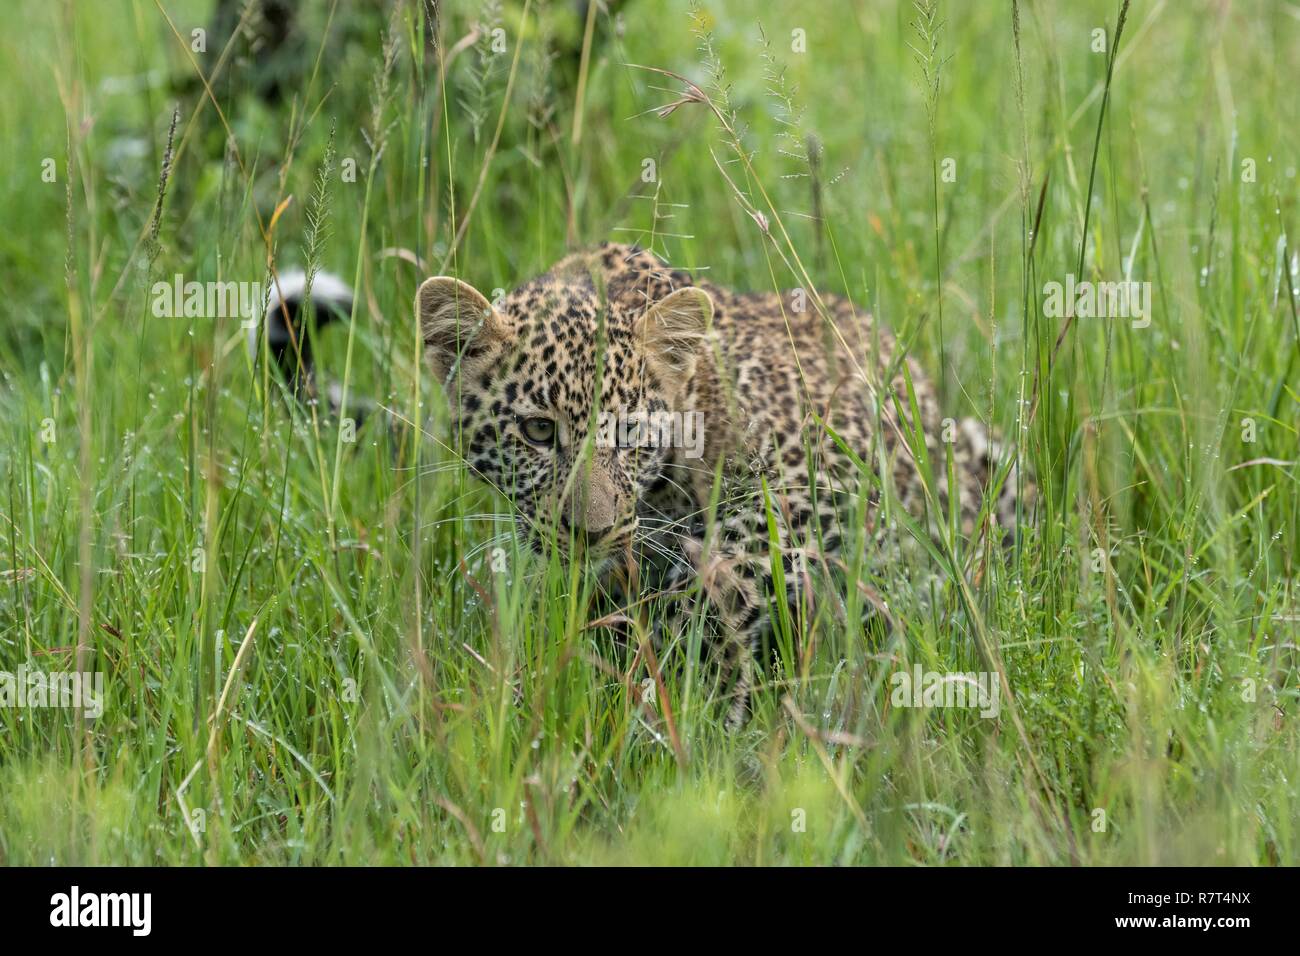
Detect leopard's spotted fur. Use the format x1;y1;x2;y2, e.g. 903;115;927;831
415;242;1029;726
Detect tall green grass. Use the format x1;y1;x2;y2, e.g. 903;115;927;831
0;0;1295;864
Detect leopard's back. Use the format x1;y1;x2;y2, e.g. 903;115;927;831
582;242;1027;540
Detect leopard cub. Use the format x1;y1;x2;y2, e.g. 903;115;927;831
407;242;1029;727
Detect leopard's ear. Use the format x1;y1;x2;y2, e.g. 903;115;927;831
415;277;507;382
635;286;713;381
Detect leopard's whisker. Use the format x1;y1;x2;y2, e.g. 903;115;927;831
429;513;515;527
463;532;516;563
632;536;681;566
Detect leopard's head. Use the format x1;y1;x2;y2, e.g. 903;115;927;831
415;266;712;562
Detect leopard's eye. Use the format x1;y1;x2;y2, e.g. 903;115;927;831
520;416;556;446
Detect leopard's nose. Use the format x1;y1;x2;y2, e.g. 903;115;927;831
580;525;614;546
557;519;612;546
